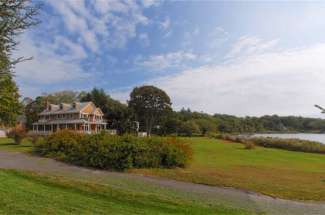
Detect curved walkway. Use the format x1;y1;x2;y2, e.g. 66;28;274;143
0;150;324;215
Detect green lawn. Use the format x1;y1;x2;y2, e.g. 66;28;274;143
132;137;325;201
0;137;33;153
2;136;325;202
0;169;251;215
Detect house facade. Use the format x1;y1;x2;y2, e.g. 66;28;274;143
32;102;107;134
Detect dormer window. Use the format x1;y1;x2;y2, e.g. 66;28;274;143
60;104;63;110
73;102;80;110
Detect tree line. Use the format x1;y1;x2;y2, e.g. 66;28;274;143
22;88;325;136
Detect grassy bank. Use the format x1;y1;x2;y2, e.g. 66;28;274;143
132;137;325;201
0;137;33;152
0;169;251;215
217;134;325;154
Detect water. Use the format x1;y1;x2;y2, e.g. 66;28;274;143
252;133;325;144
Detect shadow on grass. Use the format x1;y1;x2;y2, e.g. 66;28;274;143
0;143;18;146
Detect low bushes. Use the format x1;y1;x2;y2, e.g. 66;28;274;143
34;130;192;171
243;141;255;150
249;137;325;154
6;126;26;144
218;134;325;154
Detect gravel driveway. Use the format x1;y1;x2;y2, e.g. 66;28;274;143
0;150;324;215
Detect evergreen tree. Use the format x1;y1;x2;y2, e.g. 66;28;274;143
0;75;21;126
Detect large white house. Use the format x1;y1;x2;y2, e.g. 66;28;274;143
32;102;107;134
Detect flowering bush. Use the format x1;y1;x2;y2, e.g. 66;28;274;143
34;130;192;171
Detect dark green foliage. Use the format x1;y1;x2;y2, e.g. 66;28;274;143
129;85;172;136
34;130;192;170
179;120;200;136
24;96;46;129
214;114;325;133
194;118;217;135
80;88;132;134
0;75;21;126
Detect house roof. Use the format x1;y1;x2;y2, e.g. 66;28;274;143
39;102;100;115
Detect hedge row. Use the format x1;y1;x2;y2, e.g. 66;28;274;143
34;130;192;170
217;134;325;154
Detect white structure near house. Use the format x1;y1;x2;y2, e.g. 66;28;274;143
138;132;147;137
32;102;107;134
0;129;6;137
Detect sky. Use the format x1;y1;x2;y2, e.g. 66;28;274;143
13;0;325;117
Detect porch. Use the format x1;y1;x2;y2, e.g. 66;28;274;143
32;120;107;135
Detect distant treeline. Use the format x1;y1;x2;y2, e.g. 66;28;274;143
23;89;325;135
164;109;325;135
213;114;325;133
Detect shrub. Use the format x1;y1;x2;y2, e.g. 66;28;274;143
243;141;255;150
6;126;26;144
249;137;325;154
216;134;325;154
34;130;192;171
28;133;40;144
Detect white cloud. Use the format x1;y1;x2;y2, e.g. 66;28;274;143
137;51;198;71
48;0;152;51
115;42;325;117
141;0;161;8
93;0;129;14
53;36;87;60
14;35;89;87
226;35;278;58
160;17;171;30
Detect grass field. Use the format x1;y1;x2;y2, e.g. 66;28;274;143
132;137;325;201
1;136;325;201
0;137;33;153
0;169;252;215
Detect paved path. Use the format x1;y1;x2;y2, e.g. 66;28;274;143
0;150;324;215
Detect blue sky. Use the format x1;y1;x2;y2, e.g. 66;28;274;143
14;0;325;117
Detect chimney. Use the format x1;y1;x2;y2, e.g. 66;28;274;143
46;98;50;111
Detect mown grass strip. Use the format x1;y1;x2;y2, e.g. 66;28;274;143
0;169;252;215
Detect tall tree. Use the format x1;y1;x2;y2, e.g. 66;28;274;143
0;0;39;127
128;85;172;136
0;75;21;126
43;90;80;104
24;96;46;129
0;0;40;76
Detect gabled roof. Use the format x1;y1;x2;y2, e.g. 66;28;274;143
40;102;91;115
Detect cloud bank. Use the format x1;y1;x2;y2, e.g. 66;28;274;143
154;43;325;116
114;41;325;117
